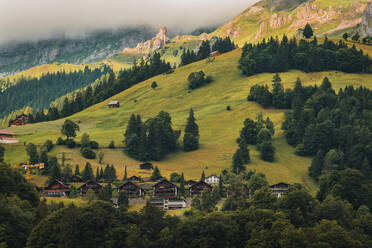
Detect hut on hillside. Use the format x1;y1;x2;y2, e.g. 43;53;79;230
108;100;120;108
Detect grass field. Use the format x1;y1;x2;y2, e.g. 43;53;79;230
4;48;372;194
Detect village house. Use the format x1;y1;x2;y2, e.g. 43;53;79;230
42;180;70;197
118;181;145;198
108;100;120;108
190;181;213;197
139;162;153;170
9;114;29;127
149;198;187;210
128;175;142;182
210;51;221;57
205;174;220;185
270;182;291;197
78;180;103;195
70;175;83;183
186;180;197;186
153;179;178;198
0;129;19;144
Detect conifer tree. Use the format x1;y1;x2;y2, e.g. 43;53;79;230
303;24;314;38
151;166;162;181
82;162;94;182
258;141;275;162
123;166;128;181
180;172;185;195
183;109;199;151
271;73;285;108
201;170;205;181
309;150;325;181
74;164;80;176
48;163;62;184
100;167;104;180
197;40;211;59
26;143;39;163
95;168;100;180
219;174;224;198
232;139;250;174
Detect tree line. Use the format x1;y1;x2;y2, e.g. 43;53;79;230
239;35;372;76
0;66;111;118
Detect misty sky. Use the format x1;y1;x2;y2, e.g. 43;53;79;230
0;0;259;45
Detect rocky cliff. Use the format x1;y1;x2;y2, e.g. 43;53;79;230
360;1;372;36
123;26;170;54
0;26;155;76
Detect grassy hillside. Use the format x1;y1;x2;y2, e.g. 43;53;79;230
4;49;372;193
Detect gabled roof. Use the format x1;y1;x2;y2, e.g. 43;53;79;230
270;182;291;188
0;129;14;135
108;100;119;105
153;178;177;188
190;181;212;189
45;180;69;190
78;180;103;189
206;174;219;179
119;181;142;189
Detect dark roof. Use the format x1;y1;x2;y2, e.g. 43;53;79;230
78;180;103;189
270;182;291;188
118;181;142;189
153;179;177;188
190;181;212;190
45;180;69;190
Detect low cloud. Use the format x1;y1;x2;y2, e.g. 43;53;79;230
0;0;259;45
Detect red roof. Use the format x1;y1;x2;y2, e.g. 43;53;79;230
0;129;14;135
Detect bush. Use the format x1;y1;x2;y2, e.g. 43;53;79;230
151;81;158;89
188;71;213;90
56;137;64;145
108;140;115;149
295;143;306;156
43;140;54;152
81;147;96;159
226;106;231;111
89;141;99;149
65;139;76;148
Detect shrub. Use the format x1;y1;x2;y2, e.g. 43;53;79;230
66;139;76;148
56;137;64;145
226;106;231;111
81;147;96;159
89;141;99;149
188;71;213;90
151;81;158;89
295;144;306;156
108;140;115;149
43;140;54;152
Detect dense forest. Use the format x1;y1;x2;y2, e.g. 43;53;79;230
239;36;372;76
0;66;111;118
26;53;172;123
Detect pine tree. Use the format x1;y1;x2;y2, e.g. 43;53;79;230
232;139;250;174
48;163;62;184
201;170;205;181
151;166;162;181
82;162;94;182
96;168;100;180
118;191;129;209
303;24;314;38
123;166;128;180
271;73;285;108
74;164;80;176
180;172;185;195
183;109;199;151
309;150;324;180
258;141;275;162
26;143;39;163
219;174;224;198
100;167;104;180
197;40;211;59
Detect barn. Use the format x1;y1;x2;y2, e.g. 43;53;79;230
108;100;120;108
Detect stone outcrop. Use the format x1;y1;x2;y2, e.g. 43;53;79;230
123;26;170;54
360;2;372;36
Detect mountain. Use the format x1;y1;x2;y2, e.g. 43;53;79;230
210;0;370;45
360;1;372;36
0;26;156;76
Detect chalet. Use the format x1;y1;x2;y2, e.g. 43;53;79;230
186;180;197;186
153;179;178;198
190;181;213;197
42;180;70;197
10;114;29;127
118;181;145;197
149;198;164;208
210;51;221;57
270;182;291;198
149;198;187;210
78;180;103;195
128;175;142;182
70;175;83;183
140;162;153;170
108;100;120;108
205;174;220;185
0;129;19;144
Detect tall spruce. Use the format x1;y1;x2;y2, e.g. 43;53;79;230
232;139;250;174
183;109;199;151
123;166;128;180
82;162;94;182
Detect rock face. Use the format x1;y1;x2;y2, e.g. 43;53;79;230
123;26;170;54
0;26;155;76
360;2;372;36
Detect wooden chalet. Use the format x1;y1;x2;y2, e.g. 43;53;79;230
0;129;19;144
190;181;212;197
270;182;291;198
10;114;29;127
70;175;83;183
43;180;70;197
153;179;178;198
186;180;197;186
149;198;187;210
205;174;220;184
210;51;221;57
78;180;103;195
128;175;142;182
108;100;120;108
139;162;153;170
118;181;145;197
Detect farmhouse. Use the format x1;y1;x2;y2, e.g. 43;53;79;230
140;162;153;170
9;114;29;126
42;180;70;197
108;100;120;108
205;174;220;185
118;181;145;197
190;181;212;197
79;180;103;195
153;179;178;198
70;175;83;183
149;198;187;210
270;182;291;197
210;51;221;57
128;175;142;182
0;129;19;144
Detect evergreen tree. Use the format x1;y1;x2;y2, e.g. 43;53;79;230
258;141;275;162
201;170;205;181
62;165;72;182
151;166;162;181
95;168;100;180
343;32;349;41
81;162;94;182
240;118;259;145
180;172;185;195
118;191;129;209
219;173;224;198
74;164;80;176
232;139;250;174
99;167;104;180
123;166;127;180
303;24;314;38
26;143;39;163
183;109;199;151
197;40;211;59
48;163;62;184
271;73;285;108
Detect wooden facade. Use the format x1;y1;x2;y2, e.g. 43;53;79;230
78;181;103;195
70;175;83;183
10;114;29;127
153;179;178;198
190;181;212;197
270;182;291;198
118;181;145;197
43;180;70;197
139;162;153;170
108;100;120;108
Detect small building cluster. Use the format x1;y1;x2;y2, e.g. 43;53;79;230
9;114;29;127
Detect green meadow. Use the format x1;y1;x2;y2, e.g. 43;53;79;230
4;48;372;194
